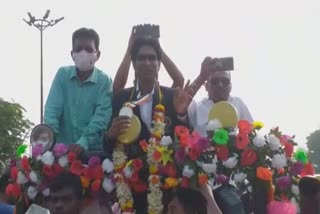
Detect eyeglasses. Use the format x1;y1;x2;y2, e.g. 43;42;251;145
210;78;231;86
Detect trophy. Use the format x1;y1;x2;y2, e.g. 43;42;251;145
208;101;239;128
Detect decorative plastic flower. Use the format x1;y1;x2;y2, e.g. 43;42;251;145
223;155;238;169
294;148;308;164
269;134;282;151
253;134;266;147
182;165;195;178
207;119;222;131
252;121;264;130
53;143;68;157
160;136;173;146
238;120;253;134
41;151;55;166
213;129;229;145
271;154;287;169
234;172;247;183
235;132;250;150
102;158;114;173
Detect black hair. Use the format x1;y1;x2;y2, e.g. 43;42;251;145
299;176;320;196
163;188;207;214
130;38;162;62
0;170;10;193
48;172;83;200
72;27;100;50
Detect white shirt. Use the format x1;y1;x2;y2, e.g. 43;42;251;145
136;82;155;130
188;96;253;137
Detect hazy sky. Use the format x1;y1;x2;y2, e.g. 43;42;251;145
1;0;320;148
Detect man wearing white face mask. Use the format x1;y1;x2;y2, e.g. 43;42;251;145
44;28;112;155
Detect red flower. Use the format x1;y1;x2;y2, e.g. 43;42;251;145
68;152;77;163
130;171;139;183
235;132;250;150
238;120;252;134
132;181;147;192
215;145;229;161
53;164;64;176
42;165;54;178
10;167;18;181
70;160;84;176
179;134;190;147
301;162;315;177
139;140;148;152
284;141;294;157
181;177;190;188
175;126;190;138
153;150;162;161
93;166;104;180
91;179;101;192
132;159;143;171
189;147;200;160
240;148;257;167
164;163;177;177
198;174;208;185
21;156;31;172
5;183;21;199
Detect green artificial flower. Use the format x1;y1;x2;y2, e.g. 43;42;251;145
212;129;229;145
294;148;308;164
16;144;27;158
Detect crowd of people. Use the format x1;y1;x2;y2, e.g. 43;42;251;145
1;26;318;214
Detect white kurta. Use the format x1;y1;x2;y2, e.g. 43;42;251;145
188;96;253;137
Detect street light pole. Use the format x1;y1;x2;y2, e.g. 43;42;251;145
23;10;64;123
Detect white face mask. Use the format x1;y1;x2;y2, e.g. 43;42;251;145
72;50;98;72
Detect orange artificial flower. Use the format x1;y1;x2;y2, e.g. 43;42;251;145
139;139;148;152
198;173;208;185
256;167;273;181
80;176;90;188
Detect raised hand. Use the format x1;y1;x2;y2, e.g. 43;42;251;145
173;80;194;115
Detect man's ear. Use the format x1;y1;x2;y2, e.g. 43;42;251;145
70;50;73;59
96;50;101;60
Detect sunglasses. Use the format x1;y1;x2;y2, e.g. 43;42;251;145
210;78;231;86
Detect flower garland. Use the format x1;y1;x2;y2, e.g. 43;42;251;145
6;143;116;204
112;146;134;213
146;104;166;214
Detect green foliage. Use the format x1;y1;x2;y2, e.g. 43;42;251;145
306;129;320;173
0;98;33;172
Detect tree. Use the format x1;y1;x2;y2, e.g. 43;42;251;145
0;98;33;172
306;129;320;174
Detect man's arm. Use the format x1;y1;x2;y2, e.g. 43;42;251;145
75;77;113;151
161;49;184;89
113;29;135;94
238;98;254;123
44;68;65;137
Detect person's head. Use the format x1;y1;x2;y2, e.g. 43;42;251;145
165;188;207;214
0;170;10;203
206;71;232;102
71;28;101;72
131;38;161;85
44;172;82;214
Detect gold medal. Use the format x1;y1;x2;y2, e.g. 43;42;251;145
208;101;239;128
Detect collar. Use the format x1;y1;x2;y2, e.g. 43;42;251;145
69;66;98;84
136;80;155;99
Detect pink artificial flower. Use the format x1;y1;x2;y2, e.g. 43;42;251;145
53;143;68;157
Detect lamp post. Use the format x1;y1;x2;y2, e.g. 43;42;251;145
23;10;64;123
